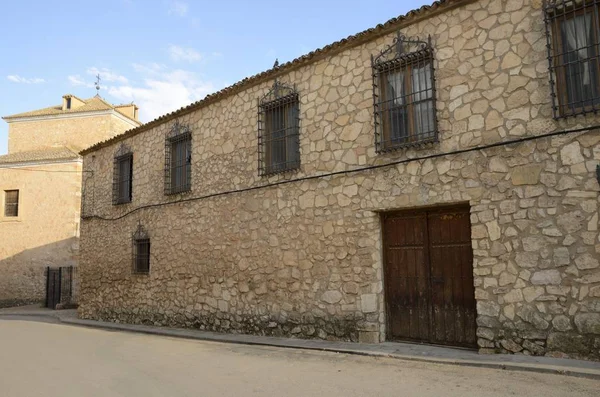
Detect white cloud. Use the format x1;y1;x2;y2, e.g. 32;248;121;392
106;64;219;122
168;45;202;63
168;1;188;17
7;75;45;84
68;75;94;88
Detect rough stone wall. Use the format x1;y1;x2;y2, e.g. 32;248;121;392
80;0;600;358
7;112;137;153
0;162;81;307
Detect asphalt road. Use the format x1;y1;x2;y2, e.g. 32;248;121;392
0;319;598;397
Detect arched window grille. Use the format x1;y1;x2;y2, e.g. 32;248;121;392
258;80;301;176
112;143;133;205
164;120;192;195
132;223;150;274
544;0;600;118
372;32;438;153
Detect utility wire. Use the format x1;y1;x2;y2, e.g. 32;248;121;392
83;124;600;222
0;167;91;173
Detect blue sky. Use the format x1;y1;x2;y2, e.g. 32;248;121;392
0;0;430;155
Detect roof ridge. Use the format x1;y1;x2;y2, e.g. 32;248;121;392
86;96;114;108
0;146;81;165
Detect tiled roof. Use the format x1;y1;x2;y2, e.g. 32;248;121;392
0;147;80;165
80;0;470;156
3;95;141;124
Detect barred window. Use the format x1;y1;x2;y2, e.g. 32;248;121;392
545;0;600;118
4;190;19;217
373;33;437;152
132;224;150;274
165;121;192;195
258;80;300;176
112;152;133;205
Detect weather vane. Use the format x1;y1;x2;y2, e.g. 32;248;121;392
95;74;101;95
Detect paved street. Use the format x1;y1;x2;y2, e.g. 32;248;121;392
0;319;598;397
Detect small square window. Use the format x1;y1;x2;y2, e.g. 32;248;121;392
113;154;133;205
4;190;19;217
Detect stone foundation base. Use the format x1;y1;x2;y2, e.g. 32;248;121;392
79;307;378;343
0;299;43;309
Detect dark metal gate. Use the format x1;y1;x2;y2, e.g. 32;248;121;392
382;205;477;348
46;266;74;309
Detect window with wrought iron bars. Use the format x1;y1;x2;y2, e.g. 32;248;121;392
545;0;600;118
112;153;133;205
372;33;437;153
258;81;300;176
132;223;150;274
4;190;18;217
164;121;192;195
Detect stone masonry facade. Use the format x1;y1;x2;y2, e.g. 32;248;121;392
80;0;600;359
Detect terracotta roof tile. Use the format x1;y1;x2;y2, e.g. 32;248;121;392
0;147;80;165
81;0;471;155
3;96;141;124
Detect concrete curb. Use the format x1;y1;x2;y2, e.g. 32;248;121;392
2;311;599;380
58;317;600;380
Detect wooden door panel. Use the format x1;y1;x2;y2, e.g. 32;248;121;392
428;208;476;347
384;213;430;342
383;205;476;348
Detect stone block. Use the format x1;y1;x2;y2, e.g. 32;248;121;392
574;313;600;334
360;294;377;313
358;331;380;344
511;164;543;185
531;270;561;285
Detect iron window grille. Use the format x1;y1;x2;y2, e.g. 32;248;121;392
132;223;150;274
258;80;301;176
164;120;192;195
544;0;600;118
4;190;18;217
112;144;133;205
372;32;438;153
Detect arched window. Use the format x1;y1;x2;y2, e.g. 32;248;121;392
164;120;192;194
112;143;133;205
132;223;150;274
372;32;437;153
544;0;600;118
258;80;300;176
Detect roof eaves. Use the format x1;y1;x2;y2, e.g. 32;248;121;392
80;0;474;156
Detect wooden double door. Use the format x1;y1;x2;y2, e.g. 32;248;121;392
382;205;477;348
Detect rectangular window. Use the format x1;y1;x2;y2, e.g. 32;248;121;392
113;154;133;205
258;88;300;176
375;58;436;151
133;238;150;274
4;190;19;217
546;0;600;117
165;133;191;194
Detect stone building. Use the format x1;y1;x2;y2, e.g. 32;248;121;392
0;95;140;307
79;0;600;359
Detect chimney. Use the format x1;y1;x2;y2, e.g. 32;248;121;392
62;94;84;111
115;104;139;121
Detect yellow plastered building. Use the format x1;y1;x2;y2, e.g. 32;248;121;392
0;94;140;307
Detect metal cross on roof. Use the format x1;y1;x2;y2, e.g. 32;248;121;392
95;74;101;95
